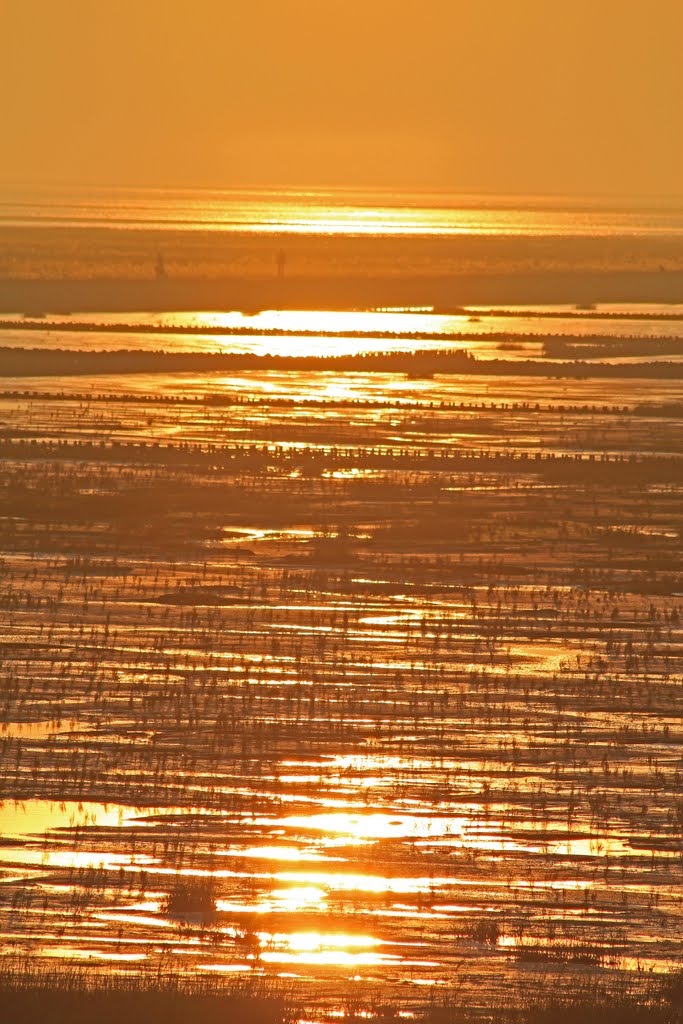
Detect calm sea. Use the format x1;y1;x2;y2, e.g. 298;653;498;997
2;185;683;238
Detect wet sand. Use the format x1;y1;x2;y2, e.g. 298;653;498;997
1;269;682;314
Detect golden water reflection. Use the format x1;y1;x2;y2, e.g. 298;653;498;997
257;931;395;968
171;309;443;337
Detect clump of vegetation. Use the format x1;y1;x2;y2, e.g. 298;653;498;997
511;937;608;966
164;876;217;920
454;916;501;945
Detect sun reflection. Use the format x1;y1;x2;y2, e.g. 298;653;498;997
270;886;328;911
40;948;147;963
220;845;336;863
3;849;156;871
157;308;470;358
259;950;396;967
275;811;468;841
216;885;327;915
254;929;384;968
273;931;378;950
272;871;447;895
173;309;442;336
242;924;405;967
0;799;141;836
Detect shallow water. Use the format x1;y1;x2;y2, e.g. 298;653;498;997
0;350;681;1019
2;306;683;362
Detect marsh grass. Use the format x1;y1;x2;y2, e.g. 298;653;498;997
508;971;683;1024
0;960;295;1024
425;970;683;1024
164;875;218;920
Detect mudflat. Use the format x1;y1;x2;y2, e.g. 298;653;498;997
1;221;681;313
1;269;682;314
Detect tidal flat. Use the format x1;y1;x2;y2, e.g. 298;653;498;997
0;345;681;1021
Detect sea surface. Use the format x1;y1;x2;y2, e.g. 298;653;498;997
2;185;683;237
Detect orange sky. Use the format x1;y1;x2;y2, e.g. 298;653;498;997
2;0;682;197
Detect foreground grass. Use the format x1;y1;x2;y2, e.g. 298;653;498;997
509;977;683;1024
0;962;295;1024
1;962;681;1024
426;971;683;1024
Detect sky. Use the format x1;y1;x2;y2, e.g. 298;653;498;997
2;0;682;198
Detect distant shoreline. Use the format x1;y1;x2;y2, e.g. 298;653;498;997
1;270;681;314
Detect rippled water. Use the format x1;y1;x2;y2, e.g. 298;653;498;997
3;186;683;237
0;327;681;1019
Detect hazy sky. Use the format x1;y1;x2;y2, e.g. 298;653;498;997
3;0;682;197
